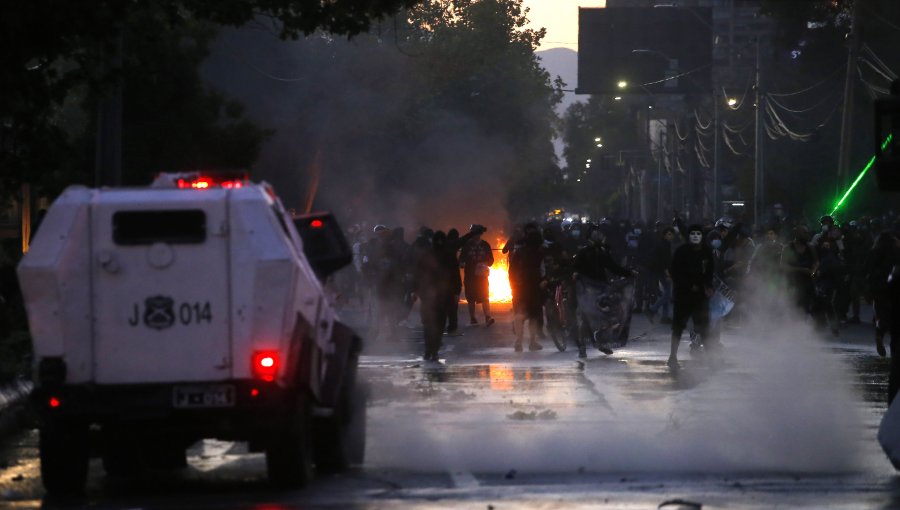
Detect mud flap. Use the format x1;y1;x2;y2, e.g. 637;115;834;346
318;321;362;408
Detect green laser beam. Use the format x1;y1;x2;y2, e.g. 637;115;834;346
830;134;893;216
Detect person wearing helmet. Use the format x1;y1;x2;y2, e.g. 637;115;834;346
668;224;716;370
459;224;495;327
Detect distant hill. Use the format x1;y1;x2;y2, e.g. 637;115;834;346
537;47;584;161
537;47;582;116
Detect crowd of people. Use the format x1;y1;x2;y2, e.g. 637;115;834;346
336;210;900;390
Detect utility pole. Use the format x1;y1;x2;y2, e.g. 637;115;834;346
837;0;862;197
656;131;663;221
94;29;123;187
753;37;763;227
713;88;719;219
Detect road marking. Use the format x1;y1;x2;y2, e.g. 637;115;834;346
449;470;480;488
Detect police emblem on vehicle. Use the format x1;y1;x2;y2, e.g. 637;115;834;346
129;295;213;329
141;295;175;330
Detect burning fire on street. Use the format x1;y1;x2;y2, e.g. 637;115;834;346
459;236;512;304
488;243;513;304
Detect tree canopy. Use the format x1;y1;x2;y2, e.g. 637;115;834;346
0;0;420;198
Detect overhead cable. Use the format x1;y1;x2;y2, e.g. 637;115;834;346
767;89;840;115
864;44;899;79
674;119;689;141
722;128;746;155
765;100;812;141
723;119;754;134
768;64;843;97
638;63;713;88
694;109;712;130
694;143;710;168
860;56;896;83
863;5;900;33
858;64;891;96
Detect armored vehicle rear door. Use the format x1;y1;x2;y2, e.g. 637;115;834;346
92;190;232;383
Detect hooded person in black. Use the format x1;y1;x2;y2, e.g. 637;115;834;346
508;224;546;352
668;224;716;369
572;227;635;358
413;231;456;362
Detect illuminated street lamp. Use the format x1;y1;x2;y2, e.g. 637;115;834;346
727;97;737;107
614;96;622;101
596;143;603;148
594;137;601;142
617;80;628;89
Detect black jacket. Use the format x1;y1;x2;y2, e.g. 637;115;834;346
574;243;631;282
670;243;715;296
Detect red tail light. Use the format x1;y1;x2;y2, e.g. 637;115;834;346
310;219;324;228
48;397;61;408
251;350;280;382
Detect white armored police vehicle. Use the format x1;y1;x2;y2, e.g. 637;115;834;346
17;172;365;496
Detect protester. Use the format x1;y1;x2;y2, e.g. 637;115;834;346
646;227;675;324
444;228;464;336
413;231;456;362
573;227;635;358
668;224;716;370
866;231;900;360
782;227;817;318
460;224;495;327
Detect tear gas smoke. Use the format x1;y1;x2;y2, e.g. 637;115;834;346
202;27;530;233
366;276;868;474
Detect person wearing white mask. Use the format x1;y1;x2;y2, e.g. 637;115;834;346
668;224;716;370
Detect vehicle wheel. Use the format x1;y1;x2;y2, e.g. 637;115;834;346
40;420;90;497
315;380;368;474
266;398;314;487
145;442;187;470
100;427;141;477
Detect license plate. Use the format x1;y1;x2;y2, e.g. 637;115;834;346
173;385;235;408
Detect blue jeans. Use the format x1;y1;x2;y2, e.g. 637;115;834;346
650;275;671;319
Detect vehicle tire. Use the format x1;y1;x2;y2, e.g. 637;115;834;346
39;420;90;497
266;398;314;487
315;380;368;474
145;442;188;470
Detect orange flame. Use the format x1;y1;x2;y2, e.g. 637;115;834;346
461;236;513;304
488;237;513;303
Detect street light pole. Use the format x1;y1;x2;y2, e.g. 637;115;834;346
753;37;762;227
656;133;663;221
713;88;719;219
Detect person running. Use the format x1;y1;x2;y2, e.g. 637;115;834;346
668;224;716;370
460;224;495;326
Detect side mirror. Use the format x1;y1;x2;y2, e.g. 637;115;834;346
292;212;353;280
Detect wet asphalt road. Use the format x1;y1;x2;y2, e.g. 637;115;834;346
0;302;898;509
